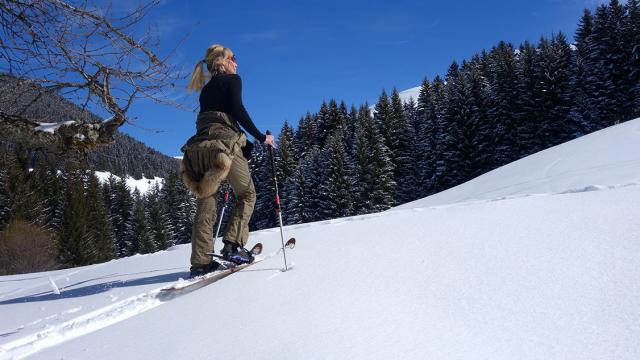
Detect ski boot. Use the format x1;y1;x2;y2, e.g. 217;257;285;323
221;241;255;265
189;260;225;278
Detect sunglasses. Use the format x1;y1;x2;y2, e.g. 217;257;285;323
229;55;237;63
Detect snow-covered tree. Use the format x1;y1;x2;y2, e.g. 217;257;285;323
130;189;154;254
146;182;173;251
324;131;353;218
86;172;116;262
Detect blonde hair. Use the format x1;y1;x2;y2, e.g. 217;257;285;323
187;44;234;93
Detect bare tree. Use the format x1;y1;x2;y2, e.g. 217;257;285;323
0;0;182;151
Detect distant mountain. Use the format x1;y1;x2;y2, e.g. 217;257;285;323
0;73;179;179
396;86;421;104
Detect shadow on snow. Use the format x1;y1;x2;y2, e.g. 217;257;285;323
0;270;189;305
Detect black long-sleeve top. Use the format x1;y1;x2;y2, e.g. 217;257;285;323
199;74;266;143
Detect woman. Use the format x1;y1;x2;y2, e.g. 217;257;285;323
181;44;274;277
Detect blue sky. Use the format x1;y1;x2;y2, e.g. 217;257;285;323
119;0;605;157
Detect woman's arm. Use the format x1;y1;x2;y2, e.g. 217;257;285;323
228;74;267;143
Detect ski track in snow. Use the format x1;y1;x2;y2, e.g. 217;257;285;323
0;248;294;359
0;291;163;359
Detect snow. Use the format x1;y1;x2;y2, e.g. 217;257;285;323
397;85;421;103
34;121;75;134
395;118;640;209
47;277;60;295
94;171;164;194
1;119;640;359
369;86;421;113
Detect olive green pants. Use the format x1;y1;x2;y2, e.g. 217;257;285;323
190;152;256;266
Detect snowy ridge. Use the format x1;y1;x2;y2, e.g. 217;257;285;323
94;171;163;195
397;86;420;103
368;85;420;112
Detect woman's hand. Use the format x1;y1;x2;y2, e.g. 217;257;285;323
264;134;275;148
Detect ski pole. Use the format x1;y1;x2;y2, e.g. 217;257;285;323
213;188;230;251
266;130;288;271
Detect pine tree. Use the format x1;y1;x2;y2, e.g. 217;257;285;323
295;112;317;157
327;99;348;138
624;0;640;117
588;3;624;128
515;41;544;156
250;142;278;230
402;98;420;201
302;147;330;221
389;89;416;204
415;78;437;197
38;162;63;231
574;9;597;135
390;97;416;203
463;55;494;178
315;100;331;146
343;105;359;167
174;179;196;244
58;168;95;266
160;171;180;245
607;0;634;122
27;158;53;228
355;105;395;212
110;177;134;256
277;121;298;182
324;130;353;218
86;172;116;262
437;62;467;189
5;144;43;225
487;41;520;167
534;34;576;150
282;166;305;224
373;90;396;160
430;76;449;193
130;189;154;254
146;182;173;251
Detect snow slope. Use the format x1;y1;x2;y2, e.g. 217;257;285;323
396;118;640;209
397;85;421;103
1;119;639;360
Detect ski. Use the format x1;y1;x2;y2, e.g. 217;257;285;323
159;243;263;296
284;237;296;249
158;239;295;298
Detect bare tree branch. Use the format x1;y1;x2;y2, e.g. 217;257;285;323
0;0;183;152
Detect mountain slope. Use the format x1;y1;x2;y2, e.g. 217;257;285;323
396;117;640;209
0;73;179;179
1;119;639;360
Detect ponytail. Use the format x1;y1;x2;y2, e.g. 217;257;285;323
187;44;233;93
187;60;205;93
